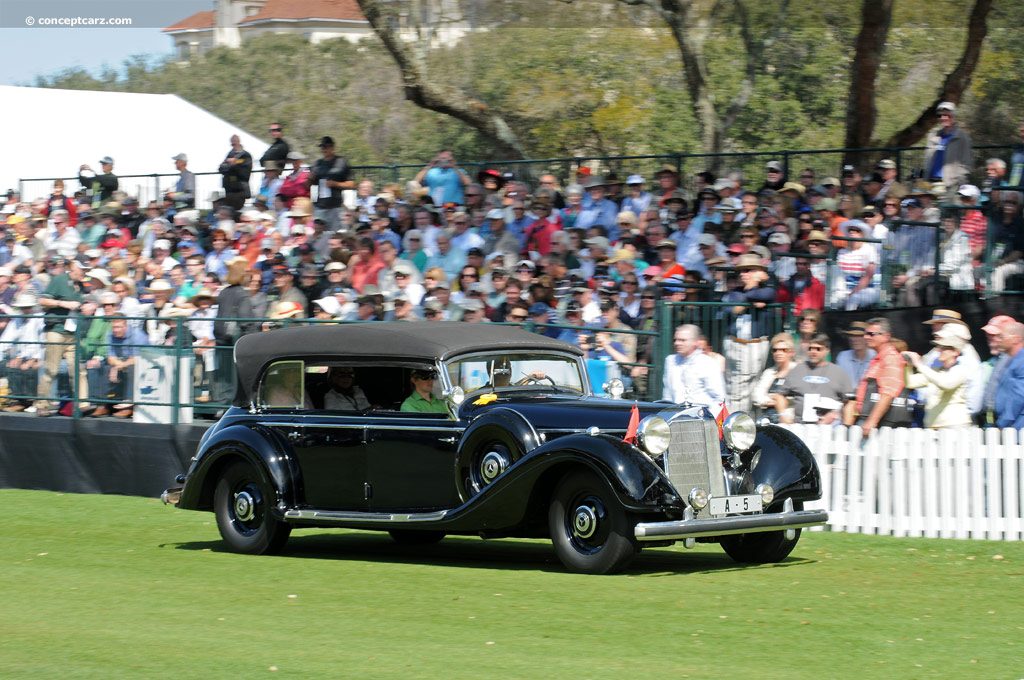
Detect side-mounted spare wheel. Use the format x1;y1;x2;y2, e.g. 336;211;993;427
214;459;291;555
548;469;638;574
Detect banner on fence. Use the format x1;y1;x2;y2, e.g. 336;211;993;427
134;347;193;424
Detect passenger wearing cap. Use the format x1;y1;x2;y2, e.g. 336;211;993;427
832;220;879;310
902;329;972;429
401;368;449;414
923;102;973;199
620;175;652;216
574;177;622;242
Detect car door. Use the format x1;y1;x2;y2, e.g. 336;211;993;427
363;411;464;512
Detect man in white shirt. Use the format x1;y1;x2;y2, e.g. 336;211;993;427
663;324;726;408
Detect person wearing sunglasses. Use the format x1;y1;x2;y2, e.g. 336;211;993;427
774;333;852;425
844;317;907;436
751;333;797;422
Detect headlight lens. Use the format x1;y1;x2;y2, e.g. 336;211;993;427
756;484;775;505
722;412;756;452
688;487;709;510
636;416;670;455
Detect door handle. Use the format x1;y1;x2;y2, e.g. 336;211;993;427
439;436;457;444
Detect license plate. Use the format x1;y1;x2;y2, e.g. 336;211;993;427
709;495;762;515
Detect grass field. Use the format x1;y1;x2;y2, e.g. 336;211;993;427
1;489;1021;679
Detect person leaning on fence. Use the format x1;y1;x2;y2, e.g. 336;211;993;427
843;317;907;437
901;328;972;429
34;259;88;417
663;323;726;410
104;314;149;418
993;322;1024;430
0;293;43;412
722;253;775;412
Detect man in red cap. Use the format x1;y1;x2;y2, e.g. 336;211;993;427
978;314;1017;425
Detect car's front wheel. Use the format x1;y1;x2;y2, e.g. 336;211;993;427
548;469;637;574
719;499;803;563
214;460;291;555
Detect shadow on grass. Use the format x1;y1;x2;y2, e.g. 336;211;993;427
166;530;820;575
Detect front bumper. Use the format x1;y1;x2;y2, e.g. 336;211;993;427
161;488;182;505
634;504;828;541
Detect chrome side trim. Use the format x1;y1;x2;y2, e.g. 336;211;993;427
284;508;450;522
633;509;828;541
260;421;459;432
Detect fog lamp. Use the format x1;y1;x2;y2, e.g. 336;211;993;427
688;487;709;510
756;483;775;506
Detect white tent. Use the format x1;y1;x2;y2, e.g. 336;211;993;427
2;85;270;209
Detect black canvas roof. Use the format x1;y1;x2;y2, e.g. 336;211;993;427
233;322;582;403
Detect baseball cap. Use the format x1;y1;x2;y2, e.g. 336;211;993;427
957;184;981;199
528;302;549;316
486;209;505;220
626;175;644;184
876;159;896;170
982;315;1015;334
697;234;717;247
767;232;791;245
765;161;783;172
172;153;188;162
937;101;957;114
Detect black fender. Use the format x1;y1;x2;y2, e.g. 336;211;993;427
177;423;300;517
736;425;822;509
442;433;677;532
455;407;541;501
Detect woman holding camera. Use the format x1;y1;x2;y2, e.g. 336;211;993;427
901;332;972;429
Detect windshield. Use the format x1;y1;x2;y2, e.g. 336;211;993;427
446;353;586;395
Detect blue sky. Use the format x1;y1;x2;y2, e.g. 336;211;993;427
0;1;213;86
0;27;173;86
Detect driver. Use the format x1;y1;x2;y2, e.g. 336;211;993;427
324;367;371;411
400;368;449;413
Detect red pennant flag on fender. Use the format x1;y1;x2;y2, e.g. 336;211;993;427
624;402;640;445
715;403;729;439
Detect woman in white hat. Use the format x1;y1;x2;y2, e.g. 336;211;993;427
0;293;43;411
902;331;972;429
142;279;177;345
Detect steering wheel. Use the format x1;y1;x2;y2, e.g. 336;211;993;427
516;374;556;387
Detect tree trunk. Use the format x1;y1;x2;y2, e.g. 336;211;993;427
843;0;893;169
356;0;527;160
881;0;994;149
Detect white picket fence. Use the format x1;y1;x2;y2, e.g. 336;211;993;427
784;424;1024;541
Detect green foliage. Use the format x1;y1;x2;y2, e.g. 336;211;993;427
31;0;1023;166
2;489;1023;678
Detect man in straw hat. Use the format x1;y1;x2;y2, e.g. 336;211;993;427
721;252;776;411
0;293;43;412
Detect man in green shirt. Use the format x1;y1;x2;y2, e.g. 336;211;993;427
400;368;449;414
35;260;88;416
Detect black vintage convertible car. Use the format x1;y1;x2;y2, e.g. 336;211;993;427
162;323;827;574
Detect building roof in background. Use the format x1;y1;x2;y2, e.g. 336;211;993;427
163;11;216;33
238;0;367;24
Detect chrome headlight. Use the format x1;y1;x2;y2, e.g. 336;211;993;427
603;377;625;399
444;386;465;406
722;412;756;452
636;416;670;455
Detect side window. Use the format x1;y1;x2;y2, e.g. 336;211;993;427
259;360;306;409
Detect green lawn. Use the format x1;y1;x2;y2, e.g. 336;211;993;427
1;489;1021;679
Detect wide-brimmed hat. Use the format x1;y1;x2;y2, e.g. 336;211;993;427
146;279;174;293
159;306;191;319
923;309;966;326
842;321;868;336
932;332;965;351
734;253;767;270
269;301;304;319
806;229;830;243
87;268;112;287
11;293;37;308
188;288;215;305
838;219;869;238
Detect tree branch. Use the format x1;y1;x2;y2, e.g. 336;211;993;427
843;0;893;165
356;0;527;159
881;0;994;149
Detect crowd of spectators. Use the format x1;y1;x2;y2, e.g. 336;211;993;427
0;106;1022;426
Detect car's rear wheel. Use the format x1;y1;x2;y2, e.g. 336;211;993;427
548;469;637;574
388;530;445;545
719;499;803;564
214;460;291;555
